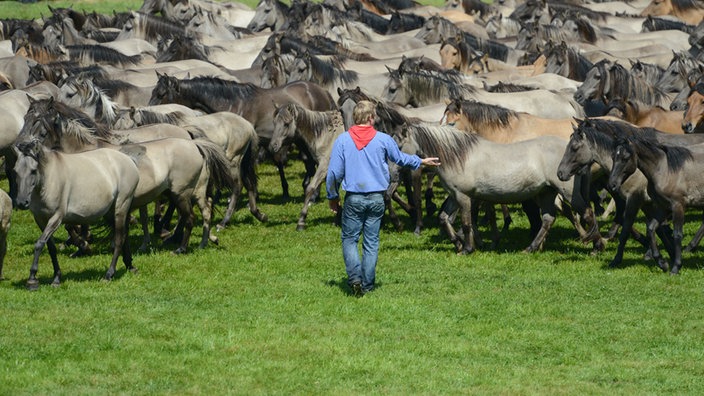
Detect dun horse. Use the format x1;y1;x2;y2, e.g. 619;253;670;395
14;139;139;290
270;102;345;230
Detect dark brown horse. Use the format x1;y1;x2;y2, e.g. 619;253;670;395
148;73;337;200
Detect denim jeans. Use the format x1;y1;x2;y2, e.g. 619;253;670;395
341;192;385;292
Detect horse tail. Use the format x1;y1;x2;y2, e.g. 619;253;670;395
183;124;207;139
193;138;236;193
240;131;259;195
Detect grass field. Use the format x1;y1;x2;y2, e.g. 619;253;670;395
1;0;704;394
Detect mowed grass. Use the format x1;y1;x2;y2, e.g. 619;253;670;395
1;158;704;394
1;0;704;394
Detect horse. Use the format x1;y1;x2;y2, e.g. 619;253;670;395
386;11;425;34
112;107;269;230
13;139;140;290
682;82;704;133
540;41;594;82
608;132;704;274
605;98;686;134
247;0;290;32
395;123;590;254
260;52;291;88
556;118;678;269
0;189;11;281
270;102;345;230
641;15;695;34
148;73;337;201
442;98;606;245
382;67;584;119
18;96;235;254
640;0;704;25
116;11;190;45
285;50;359;93
573;59;671;111
655;51;702;94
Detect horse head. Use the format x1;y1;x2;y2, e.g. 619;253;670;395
13;138;43;209
149;71;180;106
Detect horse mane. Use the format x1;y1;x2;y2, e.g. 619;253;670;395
397;68;476;103
27;99;112;147
295;52;358;86
277;102;340;139
386;11;425;34
641;15;694;33
183;76;260;100
134;108;187;126
128;11;188;41
624;131;693;172
66;44;142;67
454;99;519;129
608;62;668;106
407;123;477;171
483;81;537;93
670;0;704;12
373;100;422;134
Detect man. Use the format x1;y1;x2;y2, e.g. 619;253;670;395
326;100;441;297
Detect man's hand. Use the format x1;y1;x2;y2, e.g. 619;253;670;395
421;157;441;167
329;198;340;214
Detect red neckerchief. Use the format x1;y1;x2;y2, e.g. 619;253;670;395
349;124;377;150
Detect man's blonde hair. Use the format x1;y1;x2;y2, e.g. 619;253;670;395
353;100;376;125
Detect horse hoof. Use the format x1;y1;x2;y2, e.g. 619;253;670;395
216;224;226;232
657;260;670;273
26;279;39;291
51;281;61;288
209;235;219;245
172;247;187;255
258;214;269;223
296;225;305;231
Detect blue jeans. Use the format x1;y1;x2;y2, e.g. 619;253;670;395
341;192;385;292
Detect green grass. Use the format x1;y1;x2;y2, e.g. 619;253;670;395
1;158;704;394
0;0;703;393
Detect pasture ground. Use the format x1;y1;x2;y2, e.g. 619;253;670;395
1;0;703;394
1;159;704;394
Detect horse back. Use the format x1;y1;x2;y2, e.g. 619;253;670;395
279;81;337;111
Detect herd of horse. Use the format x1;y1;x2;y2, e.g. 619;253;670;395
0;0;704;288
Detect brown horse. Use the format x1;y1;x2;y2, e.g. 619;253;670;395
606;98;685;134
640;0;704;25
682;82;704;133
148;73;337;200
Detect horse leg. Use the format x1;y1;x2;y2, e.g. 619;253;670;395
669;203;685;275
276;159;290;201
28;216;63;290
384;182;404;232
609;198;641;268
411;167;424;235
105;206;132;281
684;211;704;253
457;194;476;255
217;177;243;232
422;169;437;217
301;152;319;203
296;166;327;231
523;194;557;253
137;206;151;252
438;196;464;252
646;217;670;273
66;224;92;257
522;199;542;239
171;195;195;254
241;155;268;223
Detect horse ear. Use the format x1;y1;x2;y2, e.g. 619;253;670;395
337;87;344;96
26;93;37;105
385;65;393;74
129;106;136;116
354;86;361;94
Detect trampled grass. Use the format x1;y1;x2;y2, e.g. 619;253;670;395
1;159;704;394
